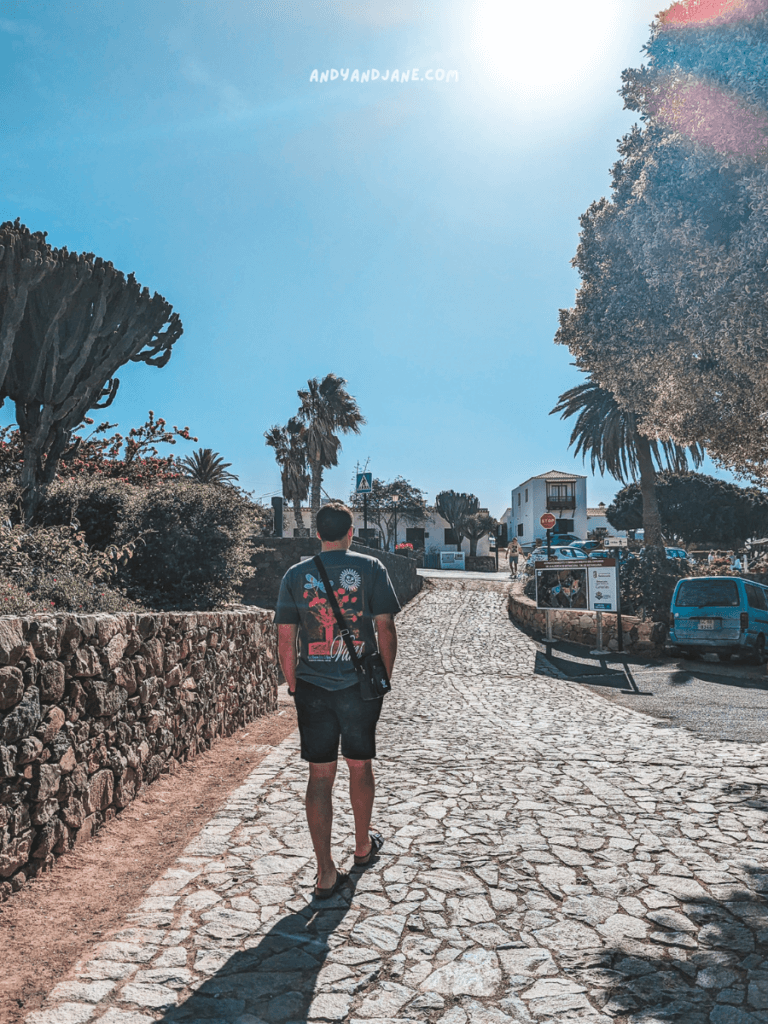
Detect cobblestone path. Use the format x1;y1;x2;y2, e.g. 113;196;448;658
27;579;768;1024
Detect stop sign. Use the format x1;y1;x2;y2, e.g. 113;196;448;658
540;513;556;530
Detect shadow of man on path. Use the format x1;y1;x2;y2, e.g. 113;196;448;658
161;875;364;1024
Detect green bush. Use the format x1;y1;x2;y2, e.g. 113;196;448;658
619;548;689;622
0;520;137;615
35;478;137;550
112;481;258;610
0;479;263;612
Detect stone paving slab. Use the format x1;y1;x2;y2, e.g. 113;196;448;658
25;578;768;1024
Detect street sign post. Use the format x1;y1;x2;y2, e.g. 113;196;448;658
605;537;628;548
356;472;373;535
540;512;556;558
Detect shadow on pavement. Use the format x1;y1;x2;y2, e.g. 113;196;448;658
562;866;768;1023
667;666;768;692
161;874;364;1024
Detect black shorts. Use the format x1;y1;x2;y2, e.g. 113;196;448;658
292;678;383;763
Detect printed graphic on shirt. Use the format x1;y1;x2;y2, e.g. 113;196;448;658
303;572;365;662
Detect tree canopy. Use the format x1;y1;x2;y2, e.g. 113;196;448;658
435;491;479;551
607;471;768;547
556;2;768;481
297;374;364;532
0;220;183;520
551;376;703;548
349;476;426;551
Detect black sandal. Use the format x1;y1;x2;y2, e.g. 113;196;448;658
314;870;350;900
354;832;384;866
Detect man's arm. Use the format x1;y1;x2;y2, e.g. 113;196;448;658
277;623;299;693
374;613;397;678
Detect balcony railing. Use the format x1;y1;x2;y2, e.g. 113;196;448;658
546;496;576;510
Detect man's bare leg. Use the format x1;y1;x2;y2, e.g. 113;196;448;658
346;758;375;859
307;761;338;889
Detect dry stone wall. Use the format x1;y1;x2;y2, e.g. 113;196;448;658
507;585;666;656
0;609;278;899
241;536;422;610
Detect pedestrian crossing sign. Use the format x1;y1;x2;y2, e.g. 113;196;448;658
356;472;372;494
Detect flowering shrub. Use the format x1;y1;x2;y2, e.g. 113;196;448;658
0;412;197;487
395;542;414;553
0;518;137;614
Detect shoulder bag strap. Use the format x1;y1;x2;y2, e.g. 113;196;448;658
312;555;363;671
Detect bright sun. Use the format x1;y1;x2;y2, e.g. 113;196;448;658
472;0;627;104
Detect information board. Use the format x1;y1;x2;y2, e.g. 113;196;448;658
535;558;619;612
587;559;620;611
440;551;466;570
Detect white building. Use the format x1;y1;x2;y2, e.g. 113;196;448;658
279;503;492;555
586;502;625;538
510;470;588;547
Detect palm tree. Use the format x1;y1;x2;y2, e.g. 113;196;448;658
297;374;365;533
551;378;704;549
264;417;310;536
181;448;238;485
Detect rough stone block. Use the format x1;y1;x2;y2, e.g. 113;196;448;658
38;705;66;744
87;682;128;718
39;661;66;702
0;619;25;665
84;768;114;815
0;685;41;743
0;665;24;709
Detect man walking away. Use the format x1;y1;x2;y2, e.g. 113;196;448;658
507;539;519;577
275;502;400;899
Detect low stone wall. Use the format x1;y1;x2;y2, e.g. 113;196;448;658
507;587;666;657
241;537;422;610
0;609;278;898
466;556;497;573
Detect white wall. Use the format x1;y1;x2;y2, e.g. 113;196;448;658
509;475;588;545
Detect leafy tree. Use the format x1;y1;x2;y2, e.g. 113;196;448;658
464;512;498;557
551;377;704;549
181;448;238;485
297;374;365;533
264;417;310;536
435;491;479;551
350;476;427;551
0;220;182;521
556;3;768;481
607;471;768;548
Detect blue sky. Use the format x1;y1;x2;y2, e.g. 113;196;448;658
0;0;738;516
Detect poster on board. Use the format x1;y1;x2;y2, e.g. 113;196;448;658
440;551;466;570
535;560;588;610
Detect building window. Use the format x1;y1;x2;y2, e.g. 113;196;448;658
517;524;524;537
444;528;458;545
525;488;528;502
517;492;521;507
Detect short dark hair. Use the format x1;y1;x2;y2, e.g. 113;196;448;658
316;502;353;541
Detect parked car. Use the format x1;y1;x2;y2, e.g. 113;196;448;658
527;546;587;566
667;576;768;663
524;533;582;553
639;546;696;565
566;540;602;553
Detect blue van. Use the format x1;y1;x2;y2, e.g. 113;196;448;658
668;576;768;662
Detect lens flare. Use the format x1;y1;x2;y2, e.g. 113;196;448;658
658;0;766;27
650;76;768;157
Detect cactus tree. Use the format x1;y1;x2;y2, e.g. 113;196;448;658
0;220;183;521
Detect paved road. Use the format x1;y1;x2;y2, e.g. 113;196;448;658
26;578;768;1024
537;640;768;746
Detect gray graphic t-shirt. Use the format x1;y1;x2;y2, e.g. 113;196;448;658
274;550;400;690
